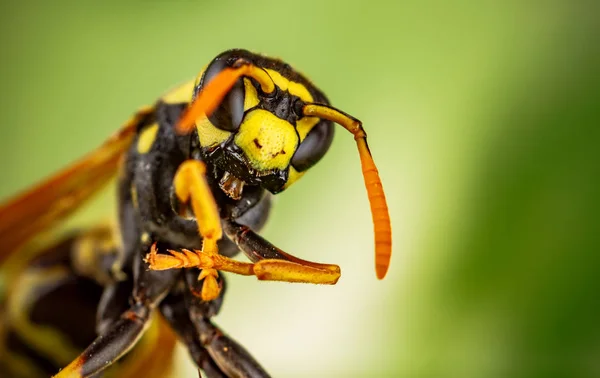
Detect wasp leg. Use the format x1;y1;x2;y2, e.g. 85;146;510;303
146;241;340;286
145;160;223;300
224;219;341;284
185;269;270;378
160;273;227;378
55;255;179;378
53;302;151;378
191;316;271;378
145;160;339;286
95;279;132;335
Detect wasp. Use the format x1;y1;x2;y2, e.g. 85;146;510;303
0;49;392;377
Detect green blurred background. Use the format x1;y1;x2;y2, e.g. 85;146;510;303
1;1;599;377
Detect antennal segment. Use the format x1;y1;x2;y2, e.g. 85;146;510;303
303;103;392;279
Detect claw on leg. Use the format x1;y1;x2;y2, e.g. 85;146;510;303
197;269;220;302
144;243;205;270
145;244;253;275
53;304;151;378
144;244;225;301
146;244;341;286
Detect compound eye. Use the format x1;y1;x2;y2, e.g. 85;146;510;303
200;59;245;131
291;120;335;172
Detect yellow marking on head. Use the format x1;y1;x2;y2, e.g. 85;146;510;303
190;65;237;148
296;116;320;141
284;166;306;189
265;69;314;103
235;109;298;171
161;80;195;104
288;81;314;103
243;78;260;110
265;69;289;91
196;117;232;147
137;123;159;154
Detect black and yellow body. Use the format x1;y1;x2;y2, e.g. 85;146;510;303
0;227;177;378
0;49;392;377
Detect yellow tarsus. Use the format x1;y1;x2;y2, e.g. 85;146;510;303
198;269;220;301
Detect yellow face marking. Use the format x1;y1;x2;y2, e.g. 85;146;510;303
265;69;314;103
137;123;159;154
296;116;320;141
196;117;232;147
235;109;298;171
161;80;195;104
284;166;306;189
243;78;259;110
189;65;236;148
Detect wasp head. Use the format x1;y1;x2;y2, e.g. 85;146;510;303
190;49;335;198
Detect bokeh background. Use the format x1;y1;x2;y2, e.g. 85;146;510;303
1;1;599;377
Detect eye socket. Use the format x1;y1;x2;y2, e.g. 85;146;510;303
199;59;245;132
291;120;335;172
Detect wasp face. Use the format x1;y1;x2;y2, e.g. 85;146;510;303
193;50;335;198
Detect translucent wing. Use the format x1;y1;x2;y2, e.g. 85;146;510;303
0;108;152;263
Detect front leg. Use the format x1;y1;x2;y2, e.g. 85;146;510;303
184;270;271;378
54;254;179;378
146;219;340;285
224;220;342;284
145;159;340;289
160;276;227;378
144;159;223;301
161;270;270;378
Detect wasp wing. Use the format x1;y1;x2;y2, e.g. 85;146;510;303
0;108;152;263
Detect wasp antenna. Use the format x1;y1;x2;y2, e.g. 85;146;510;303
177;64;275;134
236;61;275;94
303;103;392;279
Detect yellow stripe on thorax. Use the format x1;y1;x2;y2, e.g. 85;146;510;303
161;80;195;104
137;123;159;154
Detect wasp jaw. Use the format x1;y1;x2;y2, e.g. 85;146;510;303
219;171;245;200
